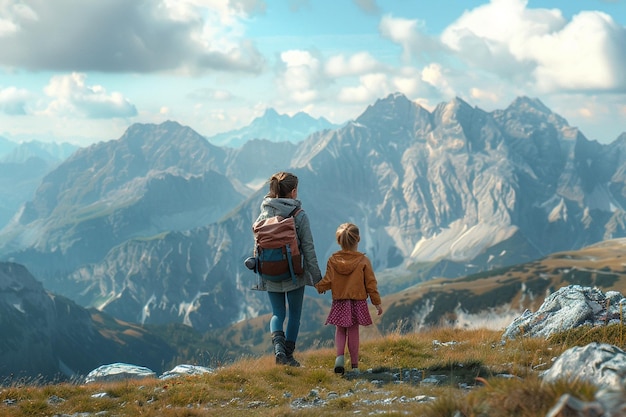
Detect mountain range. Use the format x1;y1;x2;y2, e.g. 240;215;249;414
0;261;174;380
206;107;339;148
0;260;255;381
0;93;625;336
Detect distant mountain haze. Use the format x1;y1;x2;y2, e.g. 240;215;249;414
0;140;78;229
0;93;625;333
206;108;340;148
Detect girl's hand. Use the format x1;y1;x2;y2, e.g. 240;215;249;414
375;304;383;315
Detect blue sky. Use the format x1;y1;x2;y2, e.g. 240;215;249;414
0;0;624;146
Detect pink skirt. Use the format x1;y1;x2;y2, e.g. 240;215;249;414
325;299;373;327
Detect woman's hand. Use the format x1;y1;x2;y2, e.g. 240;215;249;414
375;304;383;315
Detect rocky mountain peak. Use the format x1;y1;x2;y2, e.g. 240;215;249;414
509;96;552;114
494;96;570;139
432;96;474;125
0;262;43;293
260;108;280;120
355;92;432;137
356;92;414;123
118;120;210;152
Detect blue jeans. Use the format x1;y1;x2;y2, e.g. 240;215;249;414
268;286;305;342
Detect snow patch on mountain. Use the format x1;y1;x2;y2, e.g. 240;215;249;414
411;221;517;262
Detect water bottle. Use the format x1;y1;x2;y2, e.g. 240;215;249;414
244;257;257;271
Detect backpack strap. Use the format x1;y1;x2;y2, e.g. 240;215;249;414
288;207;301;218
284;208;300;285
279;208;300;285
285;243;297;285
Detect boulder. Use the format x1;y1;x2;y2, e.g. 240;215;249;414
159;364;214;380
84;363;156;384
541;343;626;390
502;285;626;339
543;343;626;417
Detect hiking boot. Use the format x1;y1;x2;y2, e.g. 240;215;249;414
284;340;301;367
334;355;345;375
271;331;287;364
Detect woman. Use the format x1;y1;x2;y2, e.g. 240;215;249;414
254;171;322;366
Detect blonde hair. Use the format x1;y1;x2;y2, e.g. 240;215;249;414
336;223;360;250
268;172;298;198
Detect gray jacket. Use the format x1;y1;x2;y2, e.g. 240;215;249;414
254;197;322;292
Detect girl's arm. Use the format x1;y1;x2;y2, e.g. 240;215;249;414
315;262;333;293
363;257;382;306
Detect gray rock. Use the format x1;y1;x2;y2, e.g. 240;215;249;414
84;363;156;384
502;285;626;339
545;393;605;417
540;342;626;416
159;364;214;380
545;387;626;417
541;343;626;390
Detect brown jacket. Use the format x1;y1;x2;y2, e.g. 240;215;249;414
316;250;381;305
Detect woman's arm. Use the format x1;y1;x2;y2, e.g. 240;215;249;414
296;211;322;284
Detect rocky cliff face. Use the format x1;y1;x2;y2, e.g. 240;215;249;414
1;94;625;332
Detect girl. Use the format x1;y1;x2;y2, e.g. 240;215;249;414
316;223;383;374
254;171;322;366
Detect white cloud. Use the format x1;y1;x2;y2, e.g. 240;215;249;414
441;0;565;51
276;50;324;103
337;73;390;104
0;2;36;36
526;11;626;92
421;63;456;98
42;73;137;119
391;67;422;97
379;14;441;63
470;88;500;103
188;88;234;101
325;52;382;78
0;0;265;74
440;0;626;92
0;86;31;115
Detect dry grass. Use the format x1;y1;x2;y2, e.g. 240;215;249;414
0;326;609;417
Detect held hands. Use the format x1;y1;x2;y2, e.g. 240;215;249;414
375;304;383;315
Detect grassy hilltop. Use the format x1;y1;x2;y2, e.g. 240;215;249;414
1;324;620;417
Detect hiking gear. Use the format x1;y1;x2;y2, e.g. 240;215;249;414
284;340;301;367
271;331;287;364
253;207;303;285
334;355;345;375
252;197;322;291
